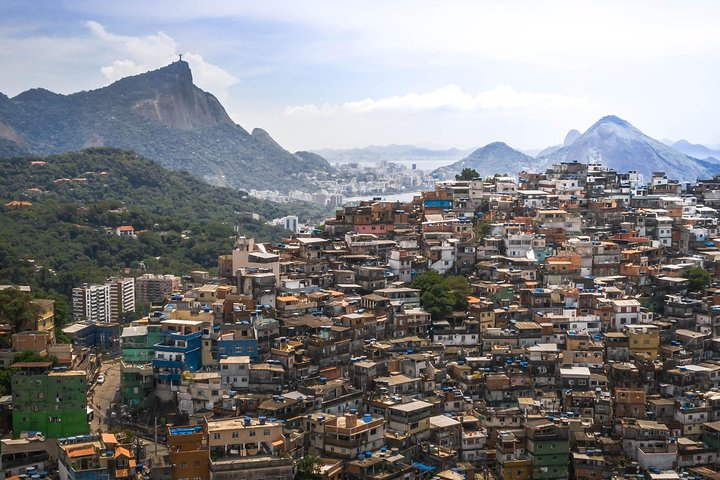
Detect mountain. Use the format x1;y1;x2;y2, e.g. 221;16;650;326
563;129;581;146
537;115;720;182
313;144;470;168
0;148;332;297
535;129;582;158
432;142;535;179
669;139;720;160
0;61;334;191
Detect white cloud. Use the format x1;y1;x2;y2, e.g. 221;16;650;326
286;85;596;116
86;21;238;100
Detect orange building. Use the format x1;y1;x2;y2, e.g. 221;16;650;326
168;425;209;480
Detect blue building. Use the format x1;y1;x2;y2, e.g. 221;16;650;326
216;336;259;362
152;319;204;384
60;321;120;351
61;321;96;348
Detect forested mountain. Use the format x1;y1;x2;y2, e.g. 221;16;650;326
0;148;331;297
0;61;334;191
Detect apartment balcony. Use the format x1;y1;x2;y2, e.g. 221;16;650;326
324;436;363;448
153;358;184;369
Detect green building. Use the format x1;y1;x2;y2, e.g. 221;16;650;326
119;324;161;409
121;324;162;362
11;362;89;438
120;362;154;409
525;419;570;480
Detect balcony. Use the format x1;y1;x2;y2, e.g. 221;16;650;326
153;358;184;369
324;436;363;448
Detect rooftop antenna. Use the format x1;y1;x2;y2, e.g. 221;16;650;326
178;53;183;62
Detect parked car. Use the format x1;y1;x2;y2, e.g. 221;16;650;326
97;373;105;384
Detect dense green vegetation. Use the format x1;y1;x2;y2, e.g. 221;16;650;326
0;148;333;299
0;289;41;332
295;456;323;480
455;167;480;181
410;270;471;320
687;266;711;292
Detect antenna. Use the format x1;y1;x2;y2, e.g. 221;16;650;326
179;53;183;62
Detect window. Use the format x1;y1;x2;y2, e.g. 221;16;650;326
232;431;239;438
250;430;256;437
213;433;221;440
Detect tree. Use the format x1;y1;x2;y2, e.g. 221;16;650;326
687;266;711;292
421;283;456;320
410;270;445;292
0;289;41;333
296;455;323;480
446;275;471;311
13;351;57;364
473;220;492;242
411;271;471;320
455;168;480;181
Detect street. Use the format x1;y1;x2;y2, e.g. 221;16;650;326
89;359;121;433
88;359;169;459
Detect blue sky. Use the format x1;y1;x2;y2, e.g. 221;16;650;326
2;0;720;151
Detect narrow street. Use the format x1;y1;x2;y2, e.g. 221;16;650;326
88;359;121;433
88;359;169;459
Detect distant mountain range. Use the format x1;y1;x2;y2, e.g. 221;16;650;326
0;61;333;191
433;115;720;183
2;61;718;189
313;144;471;167
665;139;720;160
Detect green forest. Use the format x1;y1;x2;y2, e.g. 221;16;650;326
0;148;334;300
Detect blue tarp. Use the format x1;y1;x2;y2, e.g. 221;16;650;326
413;463;437;472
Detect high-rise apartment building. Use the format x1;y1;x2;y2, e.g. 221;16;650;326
135;274;181;304
107;277;135;322
72;283;110;323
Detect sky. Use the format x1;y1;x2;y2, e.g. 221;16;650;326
2;0;720;151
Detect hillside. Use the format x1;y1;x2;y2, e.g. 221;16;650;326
0;61;334;191
537;116;720;182
432;142;535;179
669;139;720;160
535;129;582;158
0;148;332;297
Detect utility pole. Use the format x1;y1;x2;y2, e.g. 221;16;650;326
154;416;158;456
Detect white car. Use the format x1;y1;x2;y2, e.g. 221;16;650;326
97;374;105;385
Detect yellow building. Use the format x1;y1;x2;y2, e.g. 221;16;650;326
625;324;660;360
469;299;495;333
206;416;285;458
27;299;55;336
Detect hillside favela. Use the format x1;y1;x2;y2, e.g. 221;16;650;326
4;3;720;480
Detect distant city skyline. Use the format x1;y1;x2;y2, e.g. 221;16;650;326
2;0;720;151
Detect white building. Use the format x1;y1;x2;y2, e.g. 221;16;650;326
72;283;111;323
220;356;251;390
107;277;135;322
